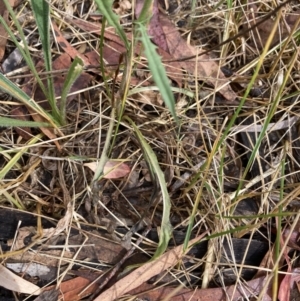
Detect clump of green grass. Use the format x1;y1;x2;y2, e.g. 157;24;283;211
0;0;83;127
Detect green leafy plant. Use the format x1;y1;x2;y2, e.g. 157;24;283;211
0;0;83;127
124;116;172;258
135;22;178;124
94;0;130;49
94;0;178;124
92;0;177;259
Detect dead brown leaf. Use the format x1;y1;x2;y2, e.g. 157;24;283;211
282;222;300;251
243;2;300;49
66;17;184;85
50;53;92;106
159;14;237;102
136;0;169;52
279;272;292;301
84;160;131;179
43;277;98;301
278;225;293;301
52;21;90;66
19;51;91;148
0;2;9;61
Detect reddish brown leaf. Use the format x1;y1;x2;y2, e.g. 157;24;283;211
51;21;90;66
135;0;169;52
282;226;300;251
84;50;101;66
66;17;127;70
21;79;62;150
44;277;98;301
53;54;92;105
101;41;126;66
278;225;293;301
279;273;292;301
289;268;300;289
157;47;183;87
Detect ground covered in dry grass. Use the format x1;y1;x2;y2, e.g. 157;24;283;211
0;0;300;300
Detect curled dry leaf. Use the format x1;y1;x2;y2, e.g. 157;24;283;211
84;160;131;179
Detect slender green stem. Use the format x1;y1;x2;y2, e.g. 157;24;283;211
92;107;116;182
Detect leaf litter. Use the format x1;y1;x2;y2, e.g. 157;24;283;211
0;0;300;300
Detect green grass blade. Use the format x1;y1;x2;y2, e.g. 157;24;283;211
94;0;129;49
30;0;59;121
0;134;43;180
0;0;49;101
136;0;153;24
0;116;50;127
135;22;179;125
0;73;56;127
60;57;84;124
31;0;51;73
272;150;286;299
2;190;24;210
124;116;172;258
